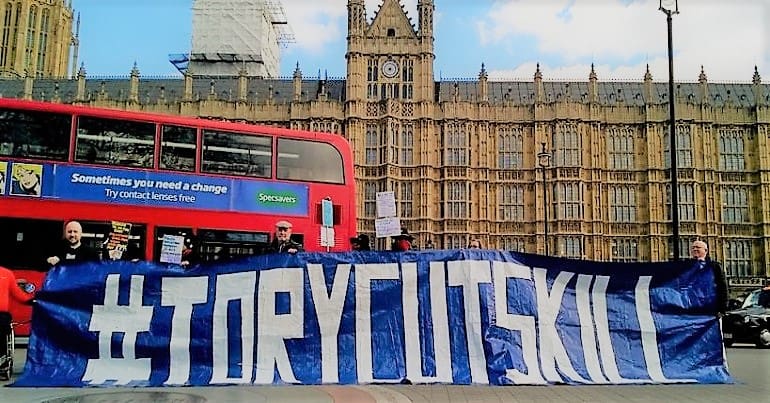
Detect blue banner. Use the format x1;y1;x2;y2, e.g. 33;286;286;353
13;251;731;387
0;160;309;216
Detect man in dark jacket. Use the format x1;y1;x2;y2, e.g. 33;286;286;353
350;234;371;251
690;240;729;317
46;220;100;268
263;220;303;254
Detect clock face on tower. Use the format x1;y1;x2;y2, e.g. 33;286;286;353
381;60;399;78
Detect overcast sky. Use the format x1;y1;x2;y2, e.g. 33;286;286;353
74;0;769;83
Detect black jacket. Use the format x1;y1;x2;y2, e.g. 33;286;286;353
262;238;304;254
707;258;730;315
48;241;100;267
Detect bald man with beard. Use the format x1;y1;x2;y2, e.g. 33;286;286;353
690;240;730;317
46;220;100;268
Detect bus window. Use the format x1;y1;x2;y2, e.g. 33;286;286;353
160;125;197;172
197;229;270;262
0;108;70;161
75;116;155;168
0;217;62;270
154;227;194;262
202;130;271;178
277;138;344;184
79;221;146;262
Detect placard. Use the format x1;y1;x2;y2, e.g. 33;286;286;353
375;191;397;218
105;221;132;259
375;216;402;238
159;234;184;264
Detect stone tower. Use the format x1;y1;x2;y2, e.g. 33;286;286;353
344;0;438;248
0;0;75;78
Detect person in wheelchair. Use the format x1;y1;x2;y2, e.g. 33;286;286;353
0;265;35;380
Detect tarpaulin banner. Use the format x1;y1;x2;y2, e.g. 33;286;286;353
12;250;731;387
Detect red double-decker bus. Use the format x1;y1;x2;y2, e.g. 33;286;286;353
0;98;356;334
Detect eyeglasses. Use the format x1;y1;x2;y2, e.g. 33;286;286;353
277;227;290;231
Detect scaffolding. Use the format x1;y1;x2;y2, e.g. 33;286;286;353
171;0;294;77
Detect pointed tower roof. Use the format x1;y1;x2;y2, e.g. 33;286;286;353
368;0;417;38
752;66;761;85
698;65;708;84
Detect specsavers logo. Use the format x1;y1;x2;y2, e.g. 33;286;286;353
257;191;298;205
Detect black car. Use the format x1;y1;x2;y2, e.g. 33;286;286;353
722;287;770;348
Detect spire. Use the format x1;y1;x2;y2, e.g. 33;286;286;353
293;62;303;102
698;65;709;105
588;64;598;104
752;65;761;85
478;63;488;103
643;64;653;104
534;63;544;103
129;62;140;103
478;63;487;80
698;65;707;84
752;66;764;106
70;12;81;79
293;62;302;79
76;63;86;101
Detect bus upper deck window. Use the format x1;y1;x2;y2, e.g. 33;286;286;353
202;130;272;178
277;138;344;184
0;108;70;161
161;125;197;172
75;116;155;168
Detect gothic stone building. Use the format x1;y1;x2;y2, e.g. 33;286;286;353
1;0;769;292
0;0;75;78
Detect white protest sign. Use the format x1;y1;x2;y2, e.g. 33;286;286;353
376;191;397;218
159;234;184;264
375;216;402;238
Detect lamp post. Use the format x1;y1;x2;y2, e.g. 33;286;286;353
660;0;680;261
537;142;552;255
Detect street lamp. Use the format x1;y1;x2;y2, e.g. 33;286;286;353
537;142;552;255
660;0;680;261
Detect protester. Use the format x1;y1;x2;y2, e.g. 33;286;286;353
350;234;371;251
263;220;303;254
690;240;729;317
0;265;35;379
391;228;413;252
45;220;100;267
467;238;483;249
180;235;200;266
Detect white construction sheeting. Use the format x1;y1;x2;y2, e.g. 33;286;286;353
189;0;293;77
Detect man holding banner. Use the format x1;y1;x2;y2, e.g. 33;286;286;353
690;240;729;317
45;220;99;268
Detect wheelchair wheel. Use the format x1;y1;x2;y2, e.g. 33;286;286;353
1;325;15;381
1;358;11;381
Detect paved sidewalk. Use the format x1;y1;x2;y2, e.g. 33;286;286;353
2;347;767;402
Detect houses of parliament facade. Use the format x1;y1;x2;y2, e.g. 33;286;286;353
1;0;769;290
